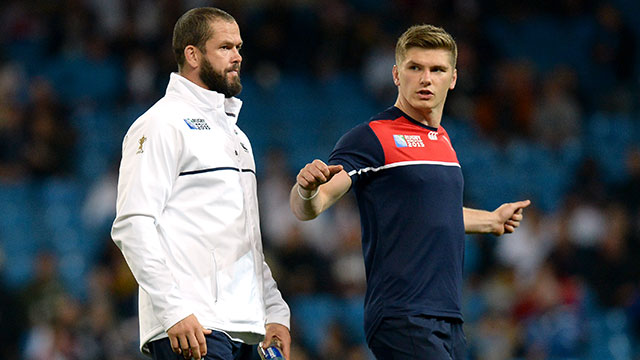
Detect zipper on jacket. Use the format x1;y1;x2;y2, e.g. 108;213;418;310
211;252;219;303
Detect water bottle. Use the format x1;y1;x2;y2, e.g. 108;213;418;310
257;339;285;360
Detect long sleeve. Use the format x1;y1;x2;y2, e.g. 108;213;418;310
261;260;290;328
111;116;191;331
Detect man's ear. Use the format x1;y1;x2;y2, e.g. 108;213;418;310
392;65;400;86
184;45;200;69
449;68;457;90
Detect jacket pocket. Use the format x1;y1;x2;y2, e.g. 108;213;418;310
211;252;219;302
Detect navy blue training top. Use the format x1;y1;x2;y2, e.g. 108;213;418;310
328;106;465;343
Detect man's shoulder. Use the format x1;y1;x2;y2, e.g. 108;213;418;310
339;106;402;140
339;107;397;135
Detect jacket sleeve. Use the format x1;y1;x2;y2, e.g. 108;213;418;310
111;115;192;331
261;260;291;329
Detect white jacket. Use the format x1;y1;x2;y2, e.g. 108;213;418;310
111;73;290;353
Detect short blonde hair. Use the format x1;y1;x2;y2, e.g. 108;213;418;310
395;24;457;67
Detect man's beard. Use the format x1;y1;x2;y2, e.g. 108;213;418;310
199;57;242;98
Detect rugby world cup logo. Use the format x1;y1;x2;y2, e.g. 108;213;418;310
393;134;425;148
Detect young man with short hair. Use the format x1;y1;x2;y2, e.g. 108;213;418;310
290;24;530;359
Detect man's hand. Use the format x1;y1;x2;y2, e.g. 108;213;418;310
167;314;212;359
492;200;531;235
296;159;343;193
261;323;291;360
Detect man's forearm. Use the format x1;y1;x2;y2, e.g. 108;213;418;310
463;207;499;234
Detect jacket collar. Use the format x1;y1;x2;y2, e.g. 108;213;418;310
166;73;243;123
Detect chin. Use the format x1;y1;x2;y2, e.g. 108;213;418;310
411;101;433;111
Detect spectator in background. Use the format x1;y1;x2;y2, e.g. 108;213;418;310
514;262;586;359
474;60;536;142
95;238;139;319
125;49;160;105
22;78;76;179
23;294;84;360
330;195;366;298
0;247;25;359
82;158;119;237
20;252;73;359
20;252;67;328
590;2;637;112
0;60;28;181
584;203;637;309
0;93;27;179
275;224;332;298
564;158;608;256
362;29;397;104
79;259;145;359
531;67;582;149
495;205;555;286
616;148;640;260
617;147;640;214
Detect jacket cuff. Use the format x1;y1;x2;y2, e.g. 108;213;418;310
265;312;291;330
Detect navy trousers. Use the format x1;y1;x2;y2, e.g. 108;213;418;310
368;315;467;360
148;330;261;360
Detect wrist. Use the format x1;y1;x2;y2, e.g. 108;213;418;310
296;184;319;201
491;211;504;235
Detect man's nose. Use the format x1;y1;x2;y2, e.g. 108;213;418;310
420;71;432;85
231;48;242;63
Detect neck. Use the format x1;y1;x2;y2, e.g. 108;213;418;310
178;69;209;90
394;97;442;128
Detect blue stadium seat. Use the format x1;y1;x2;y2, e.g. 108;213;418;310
0;182;40;254
2;253;34;288
586;113;636;183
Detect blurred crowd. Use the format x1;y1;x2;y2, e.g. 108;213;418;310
0;0;639;359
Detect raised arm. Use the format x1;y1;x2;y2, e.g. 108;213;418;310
290;159;352;220
464;200;531;235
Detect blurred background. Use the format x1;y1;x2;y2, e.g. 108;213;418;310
0;0;639;359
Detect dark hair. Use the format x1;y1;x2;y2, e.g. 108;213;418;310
395;24;457;67
172;7;235;70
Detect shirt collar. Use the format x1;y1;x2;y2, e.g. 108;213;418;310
166;73;243;122
392;106;439;131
